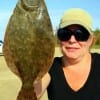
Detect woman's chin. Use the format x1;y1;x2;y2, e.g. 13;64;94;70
64;51;80;60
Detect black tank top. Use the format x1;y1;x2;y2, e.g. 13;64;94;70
47;53;100;100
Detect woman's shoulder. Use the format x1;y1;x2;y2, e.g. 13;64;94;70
92;52;100;59
91;53;100;80
92;52;100;67
49;56;62;74
52;56;63;66
54;56;62;61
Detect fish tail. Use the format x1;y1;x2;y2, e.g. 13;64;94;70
17;87;37;100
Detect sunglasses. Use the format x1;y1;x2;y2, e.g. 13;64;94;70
57;27;90;41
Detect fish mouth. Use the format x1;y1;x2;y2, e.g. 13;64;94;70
21;0;40;11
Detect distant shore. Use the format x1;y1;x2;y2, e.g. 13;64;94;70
0;47;100;57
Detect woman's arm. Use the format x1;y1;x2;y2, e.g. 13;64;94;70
34;72;51;99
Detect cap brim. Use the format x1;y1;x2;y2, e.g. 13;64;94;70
60;20;92;34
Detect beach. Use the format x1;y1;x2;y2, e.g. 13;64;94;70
0;48;100;100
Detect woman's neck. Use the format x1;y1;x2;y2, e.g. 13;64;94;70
62;52;91;69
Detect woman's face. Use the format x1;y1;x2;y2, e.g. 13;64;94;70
59;25;93;60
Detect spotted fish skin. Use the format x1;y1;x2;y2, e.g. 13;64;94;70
3;0;55;100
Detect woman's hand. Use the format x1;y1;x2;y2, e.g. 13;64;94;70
33;72;51;99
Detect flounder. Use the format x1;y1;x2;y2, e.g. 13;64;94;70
3;0;55;100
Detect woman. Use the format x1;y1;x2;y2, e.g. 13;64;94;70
34;8;100;100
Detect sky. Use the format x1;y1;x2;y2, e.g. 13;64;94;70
0;0;100;41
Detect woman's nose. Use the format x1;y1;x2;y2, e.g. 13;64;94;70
68;35;77;43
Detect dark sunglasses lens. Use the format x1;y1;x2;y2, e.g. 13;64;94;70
57;29;71;41
75;29;90;41
57;28;90;41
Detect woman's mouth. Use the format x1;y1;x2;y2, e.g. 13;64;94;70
65;47;79;52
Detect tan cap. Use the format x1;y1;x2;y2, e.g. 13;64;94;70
59;8;93;34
